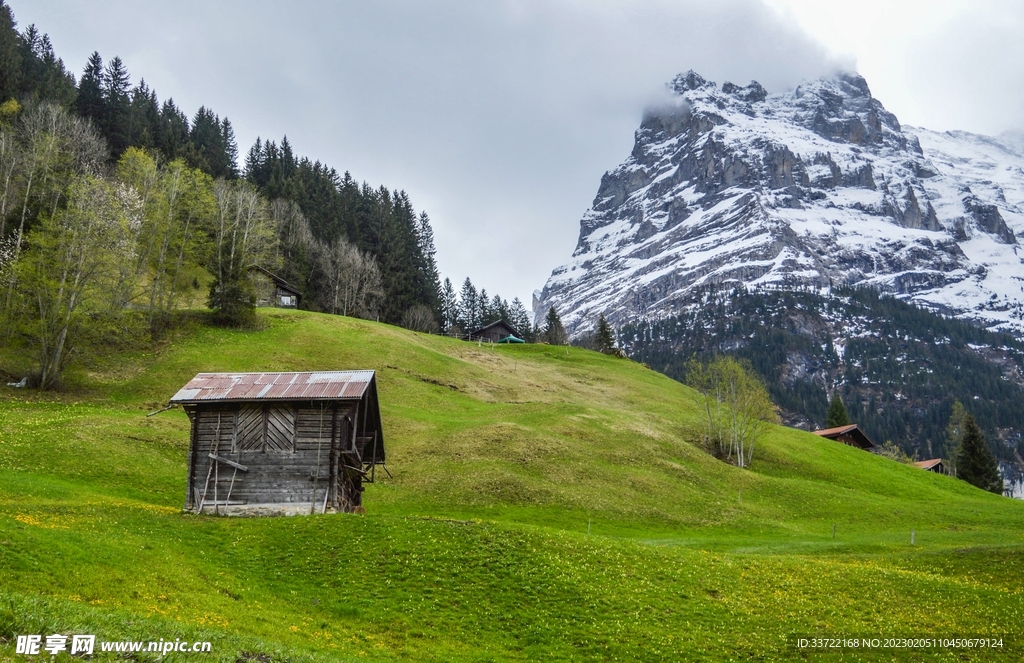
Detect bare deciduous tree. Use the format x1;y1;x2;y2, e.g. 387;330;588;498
314;236;383;319
401;304;439;333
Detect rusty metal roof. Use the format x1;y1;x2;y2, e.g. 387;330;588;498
170;371;375;403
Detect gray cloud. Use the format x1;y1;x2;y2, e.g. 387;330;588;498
15;1;854;303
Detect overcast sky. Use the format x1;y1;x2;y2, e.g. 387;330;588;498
15;0;1024;307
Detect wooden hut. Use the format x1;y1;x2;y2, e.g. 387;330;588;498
812;424;876;450
170;371;385;516
251;265;302;308
469;319;519;343
912;458;946;474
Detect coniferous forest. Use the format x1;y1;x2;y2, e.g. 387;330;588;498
0;0;444;326
0;1;552;388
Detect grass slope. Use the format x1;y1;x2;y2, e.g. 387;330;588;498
1;309;1023;661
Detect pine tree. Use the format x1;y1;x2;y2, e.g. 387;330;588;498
220;116;238;177
509;297;530;338
439;277;458;332
188;106;234;178
458;278;478;330
826;392;850;428
102;55;131;155
955;413;1003;494
75;51;105;126
477;288;489;326
157;99;190;161
544;306;567;345
594;313;615;354
0;3;21;102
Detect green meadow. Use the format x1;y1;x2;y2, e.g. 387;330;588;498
1;309;1022;661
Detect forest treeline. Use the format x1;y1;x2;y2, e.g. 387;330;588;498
0;1;536;388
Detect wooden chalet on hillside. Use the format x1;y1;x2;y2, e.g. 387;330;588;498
468;319;520;343
170;371;385;516
251;265;302;309
813;424;876;450
913;458;946;474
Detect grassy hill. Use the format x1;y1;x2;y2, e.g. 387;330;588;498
1;309;1023;661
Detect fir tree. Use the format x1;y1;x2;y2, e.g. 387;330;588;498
439;277;458;332
101;55;130;155
508;297;530;338
955;413;1003;494
75;51;105;125
459;278;478;330
17;25;75;105
157;99;190;161
0;2;20;102
544;306;567;345
594;313;615;354
477;288;489;326
826;393;850;428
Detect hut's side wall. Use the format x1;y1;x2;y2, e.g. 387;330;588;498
188;403;357;511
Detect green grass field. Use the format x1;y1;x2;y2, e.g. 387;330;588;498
1;309;1023;661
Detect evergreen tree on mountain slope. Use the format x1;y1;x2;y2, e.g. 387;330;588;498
0;2;19;102
15;24;74;106
595;314;615;354
826;393;850;428
440;277;458;332
508;297;530;338
101;55;130;156
74;52;104;127
544;307;567;346
955;413;1003;494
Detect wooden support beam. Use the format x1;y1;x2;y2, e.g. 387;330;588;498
208;454;248;472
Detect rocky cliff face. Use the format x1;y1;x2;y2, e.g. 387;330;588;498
536;70;1024;338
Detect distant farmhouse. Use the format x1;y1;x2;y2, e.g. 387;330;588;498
170;371;385;516
813;424;876;451
468;319;522;343
251;265;302;309
913;458;946;474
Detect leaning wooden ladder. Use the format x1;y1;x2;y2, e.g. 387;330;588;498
198;412;248;514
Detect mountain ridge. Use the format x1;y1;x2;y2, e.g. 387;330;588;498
535;69;1024;339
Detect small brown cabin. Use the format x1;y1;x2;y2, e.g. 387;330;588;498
251;265;302;308
469;319;519;343
813;424;876;450
913;458;946;474
170;371;385;516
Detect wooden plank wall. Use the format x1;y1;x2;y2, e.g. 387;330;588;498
188;403;356;508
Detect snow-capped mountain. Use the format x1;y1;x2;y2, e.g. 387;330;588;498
535;71;1024;338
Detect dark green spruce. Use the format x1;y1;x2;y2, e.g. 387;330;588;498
955;414;1004;494
826;393;850;428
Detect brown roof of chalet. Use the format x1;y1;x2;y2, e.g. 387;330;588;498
169;371;375;403
913;458;944;470
813;424;858;437
812;423;876;450
469;319;517;336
